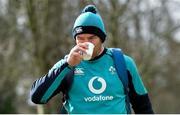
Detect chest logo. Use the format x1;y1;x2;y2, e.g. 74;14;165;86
74;68;84;75
109;66;116;74
88;76;106;94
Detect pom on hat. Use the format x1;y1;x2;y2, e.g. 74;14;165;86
82;5;97;14
72;5;106;42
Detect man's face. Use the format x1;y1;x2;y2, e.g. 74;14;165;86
75;34;103;59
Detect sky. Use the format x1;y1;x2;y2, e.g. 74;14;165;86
168;0;180;42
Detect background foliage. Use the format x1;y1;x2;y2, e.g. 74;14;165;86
0;0;180;113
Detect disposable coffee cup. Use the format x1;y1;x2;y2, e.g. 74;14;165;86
82;42;94;60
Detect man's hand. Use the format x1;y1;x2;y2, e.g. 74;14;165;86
67;43;88;66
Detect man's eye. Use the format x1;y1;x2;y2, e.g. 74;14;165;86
77;37;84;41
90;36;96;39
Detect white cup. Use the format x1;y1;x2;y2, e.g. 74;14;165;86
82;42;94;60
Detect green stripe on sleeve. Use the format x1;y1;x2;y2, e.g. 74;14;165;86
124;55;147;95
40;67;71;103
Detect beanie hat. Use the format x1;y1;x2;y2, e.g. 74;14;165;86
72;5;107;42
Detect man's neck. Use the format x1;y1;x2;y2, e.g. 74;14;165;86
98;46;104;56
90;46;106;61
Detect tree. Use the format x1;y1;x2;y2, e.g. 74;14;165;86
0;0;180;113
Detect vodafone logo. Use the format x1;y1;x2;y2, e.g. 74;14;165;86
88;76;106;94
85;76;114;102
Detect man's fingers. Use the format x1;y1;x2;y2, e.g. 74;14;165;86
73;44;88;53
79;50;83;55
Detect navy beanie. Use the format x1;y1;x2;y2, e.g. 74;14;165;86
72;5;107;42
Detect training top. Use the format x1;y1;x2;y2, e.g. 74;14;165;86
30;48;154;114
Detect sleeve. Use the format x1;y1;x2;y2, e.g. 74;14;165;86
124;55;154;114
30;57;73;104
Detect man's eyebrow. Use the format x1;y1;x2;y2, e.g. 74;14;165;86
77;35;96;39
76;36;83;39
88;35;96;39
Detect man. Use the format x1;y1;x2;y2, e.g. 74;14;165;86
30;5;154;114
